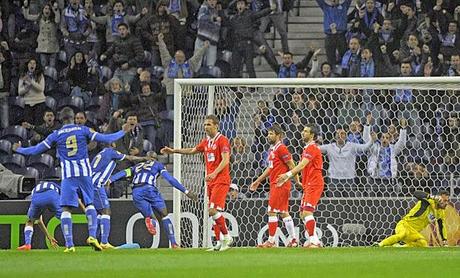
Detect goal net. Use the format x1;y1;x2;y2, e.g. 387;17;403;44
173;77;460;248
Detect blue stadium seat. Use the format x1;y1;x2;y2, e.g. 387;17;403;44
26;153;54;174
57;96;84;112
8;96;25;125
0;125;28;143
42;166;62;180
0;154;26;172
197;66;222;78
16;166;40;180
143;139;153;153
44;66;58;82
215;51;232;77
45;96;57;111
152;66;164;79
86;95;104;112
58;50;67;64
100;66;113;83
0;139;12;156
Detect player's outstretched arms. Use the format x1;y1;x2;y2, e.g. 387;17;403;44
126;155;149;162
13;141;49;156
160;146;200;155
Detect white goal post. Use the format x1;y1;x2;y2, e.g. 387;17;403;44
172;77;460;248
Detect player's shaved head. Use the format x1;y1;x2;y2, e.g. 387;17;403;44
60;107;75;123
146;151;157;160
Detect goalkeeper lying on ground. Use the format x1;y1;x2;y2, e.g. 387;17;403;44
375;190;450;247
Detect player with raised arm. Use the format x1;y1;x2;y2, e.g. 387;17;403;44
161;115;234;251
90;147;146;249
277;124;324;248
110;151;197;248
17;181;61;250
250;125;301;248
375;190;450;247
13;107;132;252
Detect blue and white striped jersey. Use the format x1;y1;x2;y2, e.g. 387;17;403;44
91;148;126;188
110;161;187;193
31;181;61;195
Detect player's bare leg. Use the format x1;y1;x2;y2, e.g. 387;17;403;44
301;210;322;248
280;212;297;247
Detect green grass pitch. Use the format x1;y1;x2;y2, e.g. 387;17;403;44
0;247;459;278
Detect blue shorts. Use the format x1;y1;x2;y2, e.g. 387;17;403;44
132;185;166;217
61;176;94;207
27;190;62;220
93;186;110;211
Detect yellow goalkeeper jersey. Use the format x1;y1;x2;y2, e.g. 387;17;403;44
402;197;447;238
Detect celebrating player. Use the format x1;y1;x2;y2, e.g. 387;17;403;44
17;181;61;250
375;191;450;247
110;151;197;248
13;107;132;252
90;147;146;249
161;115;234;251
250;125;300;248
277;124;324;248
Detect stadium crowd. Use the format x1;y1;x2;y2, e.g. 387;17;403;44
0;0;458;199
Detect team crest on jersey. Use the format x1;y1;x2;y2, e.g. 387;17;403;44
212;145;217;150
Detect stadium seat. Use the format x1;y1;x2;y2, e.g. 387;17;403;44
45;96;57;111
216;50;232;77
143;139;153;153
8;96;25;125
152;66;164;79
16;166;40;180
197;66;222;78
100;66;113;83
0;139;12;156
42;166;62;180
0;154;26;172
44;66;58;94
0;125;28;143
57;81;71;96
26;153;54;174
86;95;104;112
58;50;67;64
57;96;84;112
143;51;152;66
44;66;58;82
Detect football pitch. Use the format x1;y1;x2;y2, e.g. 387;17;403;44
0;247;458;278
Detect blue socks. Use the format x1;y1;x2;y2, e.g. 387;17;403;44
61;211;74;247
162;217;177;246
100;215;111;244
85;205;98;238
24;226;33;245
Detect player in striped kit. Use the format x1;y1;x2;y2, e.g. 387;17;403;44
250;125;301;248
17;181;61;251
277;124;325;248
110;151;197;248
13;107;132;252
90;147;145;249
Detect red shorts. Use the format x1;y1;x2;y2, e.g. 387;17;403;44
301;185;324;212
207;183;230;211
268;183;290;213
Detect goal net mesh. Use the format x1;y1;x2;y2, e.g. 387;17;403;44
176;80;459;247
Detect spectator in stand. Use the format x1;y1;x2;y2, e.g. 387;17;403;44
399;1;418;39
136;0;179;66
370;18;402;55
129;82;165;152
259;0;289;52
90;1;146;48
273;50;316;78
230;136;257;194
341;37;361;76
0;43;11;128
228;0;274;78
100;23;144;86
18;58;46;126
399;33;425;72
319;115;374;197
356;0;384;40
67;51;91;105
167;0;188;51
158;32;207;110
61;0;91;60
285;110;305;161
446;52;460;76
195;0;222;66
214;91;243;140
438;20;460;59
22;109;60;143
316;0;352;68
22;1;60;68
367;118;408;196
347;119;364;144
311;61;338;77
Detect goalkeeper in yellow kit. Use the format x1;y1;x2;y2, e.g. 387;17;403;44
376;190;450;247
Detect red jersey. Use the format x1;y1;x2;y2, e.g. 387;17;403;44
301;141;324;187
268;142;292;187
196;132;231;185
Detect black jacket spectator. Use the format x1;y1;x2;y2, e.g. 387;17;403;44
102;32;144;68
